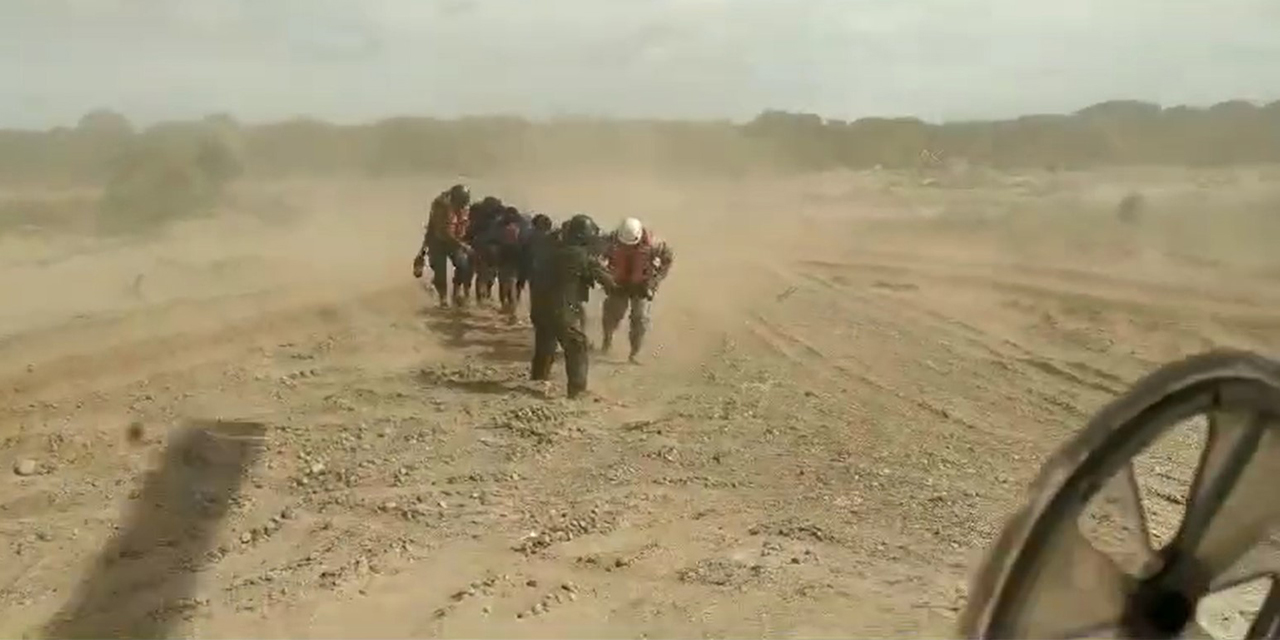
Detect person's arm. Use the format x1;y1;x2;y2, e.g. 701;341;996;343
587;253;617;293
654;242;674;280
414;202;444;276
412;224;430;277
444;207;471;253
646;241;674;296
438;214;459;248
594;232;615;260
416;225;430;257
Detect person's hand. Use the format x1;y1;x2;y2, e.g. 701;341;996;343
412;255;425;278
644;283;657;300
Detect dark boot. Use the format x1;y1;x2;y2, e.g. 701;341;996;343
530;321;555;381
563;334;590;398
566;369;587;398
563;325;591;394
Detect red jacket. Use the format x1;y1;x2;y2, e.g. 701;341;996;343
605;230;674;289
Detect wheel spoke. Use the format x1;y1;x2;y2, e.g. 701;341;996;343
1007;525;1132;638
1209;530;1280;593
1082;462;1159;576
1180;411;1280;581
1213;569;1280;594
1178;409;1262;551
1117;461;1157;571
1245;578;1280;639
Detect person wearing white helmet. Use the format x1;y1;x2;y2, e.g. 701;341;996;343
601;217;674;364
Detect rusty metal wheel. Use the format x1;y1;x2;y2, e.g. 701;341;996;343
961;350;1280;639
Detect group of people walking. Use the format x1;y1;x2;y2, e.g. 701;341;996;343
411;184;674;398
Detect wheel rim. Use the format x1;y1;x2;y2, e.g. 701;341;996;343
961;350;1280;639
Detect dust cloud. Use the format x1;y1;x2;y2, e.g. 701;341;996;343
3;13;1280;638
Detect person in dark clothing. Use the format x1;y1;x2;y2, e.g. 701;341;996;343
525;217;593;344
493;205;533;319
412;184;472;308
529;214;615;399
466;196;505;305
518;213;555;314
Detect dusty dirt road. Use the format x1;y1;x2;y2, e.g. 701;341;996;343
2;170;1278;638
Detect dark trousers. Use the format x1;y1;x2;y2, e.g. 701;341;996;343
473;246;498;302
530;307;590;398
428;245;472;297
496;247;524;314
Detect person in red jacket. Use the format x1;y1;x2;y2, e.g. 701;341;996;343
412;184;473;308
600;217;674;363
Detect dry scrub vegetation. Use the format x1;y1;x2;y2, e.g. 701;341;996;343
2;99;1280;238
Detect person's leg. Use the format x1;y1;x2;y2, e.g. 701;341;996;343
559;321;591;398
600;292;629;353
497;249;519;316
427;247;449;306
627;294;652;362
530;317;556;381
497;270;513;312
450;249;472;307
578;302;594;351
471;253;488;304
477;249;497;303
515;253;531;306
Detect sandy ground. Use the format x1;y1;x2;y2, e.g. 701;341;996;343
1;168;1279;638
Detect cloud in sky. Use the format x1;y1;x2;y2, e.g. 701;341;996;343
4;0;1280;128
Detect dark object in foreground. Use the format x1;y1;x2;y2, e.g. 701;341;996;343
962;349;1280;639
43;420;267;640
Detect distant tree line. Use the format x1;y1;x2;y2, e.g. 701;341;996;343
0;99;1277;235
2;99;1279;186
0;110;245;234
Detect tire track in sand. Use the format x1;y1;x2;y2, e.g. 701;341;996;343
756;262;1103;429
789;260;1131;401
741;297;989;434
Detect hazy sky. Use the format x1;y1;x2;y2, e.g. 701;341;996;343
5;0;1280;129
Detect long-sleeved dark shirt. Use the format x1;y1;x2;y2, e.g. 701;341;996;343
529;237;615;324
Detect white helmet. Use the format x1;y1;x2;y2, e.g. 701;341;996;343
616;217;644;245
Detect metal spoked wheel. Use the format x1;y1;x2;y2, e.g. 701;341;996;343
961;350;1280;639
